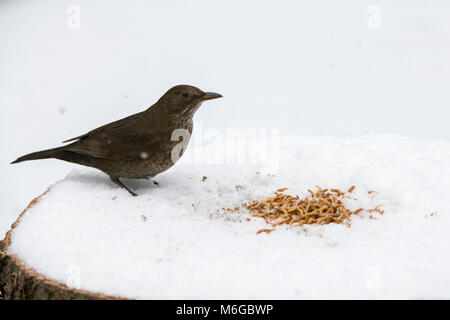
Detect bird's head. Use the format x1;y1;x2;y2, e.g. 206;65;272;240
156;85;222;117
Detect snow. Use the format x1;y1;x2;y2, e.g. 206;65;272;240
1;0;450;299
7;133;450;299
2;0;450;240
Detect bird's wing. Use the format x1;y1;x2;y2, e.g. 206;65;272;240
65;112;165;161
62;112;142;143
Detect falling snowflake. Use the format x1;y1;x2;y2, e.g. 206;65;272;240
140;152;149;160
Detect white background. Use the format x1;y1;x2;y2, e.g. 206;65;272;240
1;0;449;237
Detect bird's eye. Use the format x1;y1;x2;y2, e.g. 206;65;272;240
182;92;190;99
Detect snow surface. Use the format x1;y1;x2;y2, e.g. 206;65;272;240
7;134;450;299
2;0;450;239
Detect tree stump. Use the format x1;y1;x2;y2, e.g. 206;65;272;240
2;132;450;301
0;195;116;300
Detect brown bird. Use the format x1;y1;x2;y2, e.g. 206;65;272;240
11;85;222;196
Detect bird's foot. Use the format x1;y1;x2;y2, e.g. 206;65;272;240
110;176;138;196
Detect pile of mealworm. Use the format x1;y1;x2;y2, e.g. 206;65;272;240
237;186;383;234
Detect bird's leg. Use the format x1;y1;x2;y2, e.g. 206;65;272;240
110;176;137;196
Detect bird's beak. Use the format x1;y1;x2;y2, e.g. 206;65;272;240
201;92;223;101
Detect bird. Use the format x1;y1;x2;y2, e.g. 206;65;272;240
11;85;222;196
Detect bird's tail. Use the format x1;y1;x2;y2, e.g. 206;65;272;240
11;146;66;164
